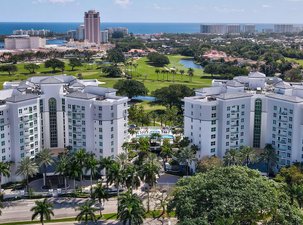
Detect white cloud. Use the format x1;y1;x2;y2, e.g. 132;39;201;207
114;0;131;7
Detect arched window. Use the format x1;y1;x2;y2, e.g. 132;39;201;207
49;98;58;148
253;99;262;148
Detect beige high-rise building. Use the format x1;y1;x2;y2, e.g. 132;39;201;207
84;10;101;44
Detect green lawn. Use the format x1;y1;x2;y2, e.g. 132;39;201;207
0;55;212;93
285;57;303;67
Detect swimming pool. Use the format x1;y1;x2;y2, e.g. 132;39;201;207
161;135;174;139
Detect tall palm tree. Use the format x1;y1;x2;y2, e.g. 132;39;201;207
116;152;129;170
0;162;10;192
160;139;172;171
30;198;54;225
118;191;145;225
176;147;196;176
68;158;81;191
55;153;70;193
99;157;115;186
36;149;54;187
75;200;97;225
239;146;256;166
85;153;99;196
16;157;39;192
75;149;88;188
139;153;161;212
123;164;141;193
224;149;240;166
92;183;109;217
259;144;278;176
187;68;194;82
106;161;123;209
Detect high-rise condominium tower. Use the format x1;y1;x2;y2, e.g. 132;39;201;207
84;10;101;44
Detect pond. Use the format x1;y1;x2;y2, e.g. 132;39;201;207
179;58;203;69
132;96;157;102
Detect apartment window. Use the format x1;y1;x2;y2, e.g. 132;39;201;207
241;118;244;122
0;126;3;131
211;141;216;146
0;111;3;116
111;127;114;132
211;120;216;125
211;134;216;139
289;124;292;129
241;104;245;109
226;142;229;146
49;98;58;148
211;113;216;118
111;141;114;146
1;149;5;153
226;135;229;139
227;121;230;125
212;106;216;110
241;111;244;116
273;120;276;125
211;148;216;153
111;106;114;110
227;106;230;111
19;109;22;114
274;106;277;110
211;127;216;132
227;114;230;118
273;113;277;118
289;117;293;122
226;128;230;132
290;109;293;114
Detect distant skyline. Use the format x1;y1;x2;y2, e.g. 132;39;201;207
0;0;303;23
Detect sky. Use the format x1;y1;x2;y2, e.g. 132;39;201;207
0;0;303;23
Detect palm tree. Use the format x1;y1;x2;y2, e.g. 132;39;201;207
106;161;123;209
68;158;81;191
180;69;185;80
75;200;97;225
85;153;99;195
176;147;196;176
99;157;115;186
139;153;161;212
75;149;88;188
31;198;54;225
160;139;172;171
116;152;130;170
55;153;70;193
0;162;10;192
259;144;278;176
155;69;160;80
118;191;145;225
16;157;39;192
36;149;54;187
123;164;141;193
224;149;240;166
239;146;256;166
187;68;194;82
149;112;158;126
92;183;109;217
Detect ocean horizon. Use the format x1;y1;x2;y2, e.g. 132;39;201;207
0;22;278;35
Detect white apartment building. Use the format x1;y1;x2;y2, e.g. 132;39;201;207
0;75;128;183
184;72;303;168
4;35;46;50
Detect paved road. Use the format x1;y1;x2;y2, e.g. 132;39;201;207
0;198;119;223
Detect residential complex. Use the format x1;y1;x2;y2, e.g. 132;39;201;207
274;24;294;33
13;29;51;36
184;72;303;168
0;75;128;183
4;35;46;50
84;10;101;44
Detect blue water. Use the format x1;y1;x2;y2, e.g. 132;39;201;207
0;22;276;35
179;58;203;69
132;96;157;102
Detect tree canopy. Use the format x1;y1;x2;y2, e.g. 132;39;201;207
45;59;65;73
102;65;123;77
152;84;194;109
107;48;125;64
114;79;148;98
147;52;170;67
169;166;303;225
